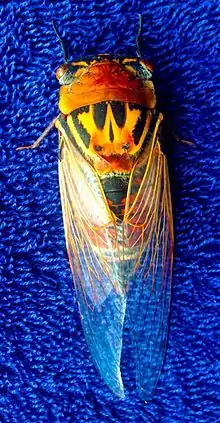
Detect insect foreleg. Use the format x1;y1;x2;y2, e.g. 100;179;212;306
16;116;60;151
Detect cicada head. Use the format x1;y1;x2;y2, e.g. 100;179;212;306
56;55;156;115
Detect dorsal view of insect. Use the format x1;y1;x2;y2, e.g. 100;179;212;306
17;15;174;400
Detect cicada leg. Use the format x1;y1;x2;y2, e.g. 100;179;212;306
16;116;60;151
172;131;196;146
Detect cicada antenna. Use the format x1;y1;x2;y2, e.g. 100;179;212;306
136;14;142;58
52;20;68;63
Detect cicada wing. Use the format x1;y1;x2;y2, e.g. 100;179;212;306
125;137;174;400
58;114;173;399
58;132;128;397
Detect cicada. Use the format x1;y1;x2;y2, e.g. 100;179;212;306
18;20;174;400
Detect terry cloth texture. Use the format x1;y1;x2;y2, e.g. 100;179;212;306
0;1;219;422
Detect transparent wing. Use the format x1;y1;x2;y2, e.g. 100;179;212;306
124;137;174;400
59;134;128;397
58;118;173;399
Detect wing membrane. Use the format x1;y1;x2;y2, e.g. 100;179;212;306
125;141;173;399
59;134;128;397
58;116;173;399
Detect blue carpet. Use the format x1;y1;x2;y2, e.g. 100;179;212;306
0;1;219;422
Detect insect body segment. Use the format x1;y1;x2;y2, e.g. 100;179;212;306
56;56;156;115
57;100;154;220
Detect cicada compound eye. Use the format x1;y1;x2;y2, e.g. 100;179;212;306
122;58;153;82
55;64;75;85
135;60;153;81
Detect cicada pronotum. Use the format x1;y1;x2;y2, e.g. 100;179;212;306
17;18;174;400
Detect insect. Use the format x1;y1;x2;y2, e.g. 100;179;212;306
17;17;174;400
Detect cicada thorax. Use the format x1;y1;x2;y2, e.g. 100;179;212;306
56;56;157;221
58;100;158;219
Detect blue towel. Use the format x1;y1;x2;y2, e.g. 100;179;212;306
0;1;219;422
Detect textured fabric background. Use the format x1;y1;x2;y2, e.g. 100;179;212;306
0;1;219;422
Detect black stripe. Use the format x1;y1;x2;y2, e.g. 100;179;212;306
129;104;147;145
128;103;141;111
71;106;90;148
111;101;126;128
58;115;77;152
109;122;114;142
93;102;107;130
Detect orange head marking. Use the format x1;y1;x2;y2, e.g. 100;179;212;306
58;56;156;115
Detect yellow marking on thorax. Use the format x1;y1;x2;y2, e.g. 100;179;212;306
79;104;142;155
67;103;152;159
